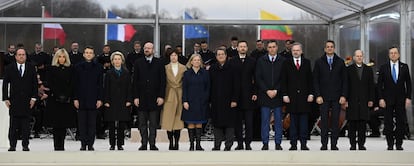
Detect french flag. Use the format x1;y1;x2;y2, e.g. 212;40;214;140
107;11;136;42
43;11;66;46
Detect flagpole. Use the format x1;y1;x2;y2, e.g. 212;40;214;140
182;10;185;58
41;5;45;47
257;10;260;40
104;9;108;45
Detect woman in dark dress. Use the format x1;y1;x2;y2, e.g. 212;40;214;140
181;54;210;151
103;51;132;150
45;48;76;151
209;48;240;151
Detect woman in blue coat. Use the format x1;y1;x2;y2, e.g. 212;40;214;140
181;54;210;151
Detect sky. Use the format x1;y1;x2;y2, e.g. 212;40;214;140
98;0;312;20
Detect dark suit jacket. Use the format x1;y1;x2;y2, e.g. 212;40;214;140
2;63;38;116
377;61;412;105
226;47;238;59
230;55;257;110
313;54;348;101
281;57;313;113
346;64;375;120
133;57;166;111
255;54;285;107
73;61;104;110
69;52;83;66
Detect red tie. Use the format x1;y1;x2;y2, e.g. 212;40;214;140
296;59;300;70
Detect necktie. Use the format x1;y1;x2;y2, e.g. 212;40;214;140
328;58;332;70
296;59;300;70
392;63;397;83
19;64;23;77
271;57;275;63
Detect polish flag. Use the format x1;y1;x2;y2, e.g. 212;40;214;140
43;11;66;45
107;11;137;42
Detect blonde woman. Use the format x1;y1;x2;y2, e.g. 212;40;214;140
161;50;187;150
45;48;76;151
103;51;132;151
181;54;210;151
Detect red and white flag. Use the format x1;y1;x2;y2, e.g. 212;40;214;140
43;11;66;45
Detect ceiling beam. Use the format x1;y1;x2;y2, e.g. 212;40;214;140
283;0;332;22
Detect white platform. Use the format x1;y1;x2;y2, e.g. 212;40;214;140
0;136;414;166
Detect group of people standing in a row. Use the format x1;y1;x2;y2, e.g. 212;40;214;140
2;38;410;152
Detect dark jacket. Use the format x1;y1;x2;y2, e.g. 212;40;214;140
2;63;38;117
255;54;285;107
69;51;83;66
104;68;132;121
132;57;166;111
377;61;412;105
230;55;257;110
45;65;76;128
226;47;238;59
250;49;267;60
73;61;104;110
313;54;348;101
281;57;313;113
209;62;240;127
199;50;215;66
181;68;210;122
126;50;144;75
346;63;375;120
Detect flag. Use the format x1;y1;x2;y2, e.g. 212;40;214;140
260;10;292;40
107;11;137;42
184;12;209;39
43;11;66;45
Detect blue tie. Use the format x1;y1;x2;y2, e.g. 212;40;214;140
19;64;23;77
392;64;397;83
328;58;333;70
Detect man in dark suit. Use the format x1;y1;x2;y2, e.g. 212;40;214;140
73;46;104;151
175;45;188;65
69;41;83;66
226;36;239;59
126;41;144;74
346;50;375;150
231;41;257;151
3;48;38;151
255;40;285;150
250;40;267;60
378;46;411;150
313;40;347;151
279;40;294;59
199;40;215;69
133;42;166;151
281;42;313;151
3;44;16;68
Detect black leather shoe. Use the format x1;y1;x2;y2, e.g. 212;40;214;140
235;144;244;150
87;146;94;151
80;146;87;151
118;146;124;151
387;146;393;150
224;147;231;151
109;146;115;150
396;146;404;151
8;147;16;152
139;145;147;150
275;144;283;150
212;147;220;151
261;144;269;150
22;147;30;151
331;146;339;151
245;144;252;150
358;145;366;150
320;145;328;151
289;145;297;151
150;145;159;151
300;146;309;150
350;145;356;150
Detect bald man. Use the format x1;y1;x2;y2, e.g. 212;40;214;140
346;50;374;150
133;42;166;151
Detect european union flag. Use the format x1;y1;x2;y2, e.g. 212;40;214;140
184;12;209;39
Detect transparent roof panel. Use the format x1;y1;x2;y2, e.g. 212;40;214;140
283;0;393;21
